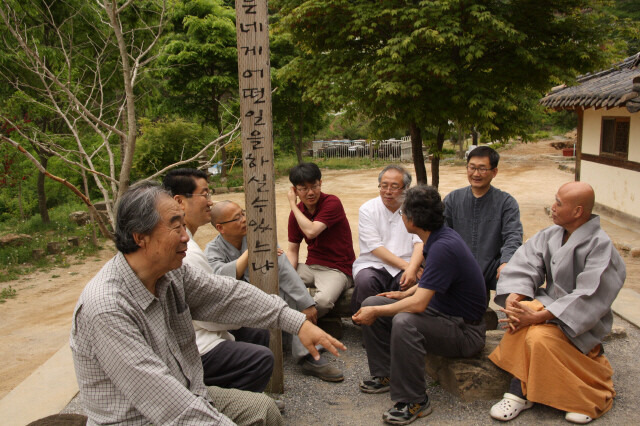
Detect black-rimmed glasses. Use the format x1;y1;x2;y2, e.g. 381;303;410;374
185;192;212;200
218;210;246;225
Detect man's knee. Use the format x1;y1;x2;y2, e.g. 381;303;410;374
314;293;335;317
254;345;275;374
362;295;389;308
524;324;563;350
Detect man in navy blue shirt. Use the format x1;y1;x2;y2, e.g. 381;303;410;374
353;185;486;425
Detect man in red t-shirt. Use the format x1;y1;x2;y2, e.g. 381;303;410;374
286;162;355;380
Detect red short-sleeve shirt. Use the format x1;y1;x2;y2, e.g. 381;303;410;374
288;193;355;277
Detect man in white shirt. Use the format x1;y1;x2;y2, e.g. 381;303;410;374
163;169;273;392
351;165;424;314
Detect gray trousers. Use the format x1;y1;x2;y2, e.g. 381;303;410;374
361;296;486;403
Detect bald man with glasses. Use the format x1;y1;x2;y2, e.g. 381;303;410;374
206;200;344;382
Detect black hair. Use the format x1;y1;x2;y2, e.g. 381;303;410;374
467;146;500;169
163;168;208;197
401;185;444;231
289;162;322;186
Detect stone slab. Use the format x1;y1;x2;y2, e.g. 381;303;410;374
612;288;640;329
424;330;510;401
0;344;78;426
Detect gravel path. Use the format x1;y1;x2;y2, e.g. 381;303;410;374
63;314;640;425
277;316;640;425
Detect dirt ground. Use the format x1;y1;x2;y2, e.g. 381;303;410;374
1;139;638;400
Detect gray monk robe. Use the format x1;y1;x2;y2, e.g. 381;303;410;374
490;215;626;419
493;214;625;354
205;234;315;359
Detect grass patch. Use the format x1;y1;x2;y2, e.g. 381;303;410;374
0;285;17;303
0;202;104;283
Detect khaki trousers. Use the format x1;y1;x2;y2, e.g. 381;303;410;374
207;386;282;425
297;264;352;318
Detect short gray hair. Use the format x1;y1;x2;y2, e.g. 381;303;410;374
115;181;170;254
378;165;411;189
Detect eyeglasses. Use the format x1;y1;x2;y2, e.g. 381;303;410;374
218;210;246;225
466;165;494;175
378;184;405;192
295;184;321;194
185;192;212;200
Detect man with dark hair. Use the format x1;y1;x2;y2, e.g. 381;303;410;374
70;180;345;425
444;145;523;298
351;165;424;314
286;162;355;319
488;182;625;424
163;169;274;393
353;185;486;425
205;200;344;382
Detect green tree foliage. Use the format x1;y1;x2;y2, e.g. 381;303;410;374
607;0;640;55
271;29;329;163
132;118;216;180
274;0;621;186
0;0;169;235
158;0;238;174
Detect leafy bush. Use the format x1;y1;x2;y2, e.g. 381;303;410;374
132;117;217;181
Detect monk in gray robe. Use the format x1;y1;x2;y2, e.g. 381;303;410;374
488;181;625;425
205;200;344;382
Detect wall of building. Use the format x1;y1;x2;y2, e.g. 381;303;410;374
580;107;639;219
582;107;640;161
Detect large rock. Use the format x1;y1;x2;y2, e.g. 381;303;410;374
69;211;90;226
0;233;32;247
424;330;510;401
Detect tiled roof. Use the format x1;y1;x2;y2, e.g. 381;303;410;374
540;53;640;113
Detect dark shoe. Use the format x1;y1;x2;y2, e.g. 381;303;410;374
382;396;432;425
300;354;344;382
359;376;390;394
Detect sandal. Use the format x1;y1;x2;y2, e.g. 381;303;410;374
490;393;534;421
565;412;592;424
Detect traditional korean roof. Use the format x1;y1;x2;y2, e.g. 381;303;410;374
540;52;640;113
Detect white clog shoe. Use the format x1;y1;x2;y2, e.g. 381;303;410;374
490;393;534;422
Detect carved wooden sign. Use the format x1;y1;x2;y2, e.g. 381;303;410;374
235;0;283;392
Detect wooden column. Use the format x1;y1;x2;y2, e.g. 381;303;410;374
235;0;283;393
576;108;583;181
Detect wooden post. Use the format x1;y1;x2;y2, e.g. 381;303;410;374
235;0;283;393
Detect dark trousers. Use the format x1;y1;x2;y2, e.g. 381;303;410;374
201;327;273;392
361;296;486;403
351;267;403;314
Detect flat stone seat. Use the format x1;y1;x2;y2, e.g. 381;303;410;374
424;330;510;401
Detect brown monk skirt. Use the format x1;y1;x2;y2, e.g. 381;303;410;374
489;300;615;419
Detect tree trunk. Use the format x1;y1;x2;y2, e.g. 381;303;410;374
18;178;24;220
472;127;478;145
81;166;98;246
37;155;50;224
410;122;427;185
296;110;305;164
431;127;446;189
457;123;465;158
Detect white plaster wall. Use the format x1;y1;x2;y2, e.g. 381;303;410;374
582;107;640;162
581;161;639;217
